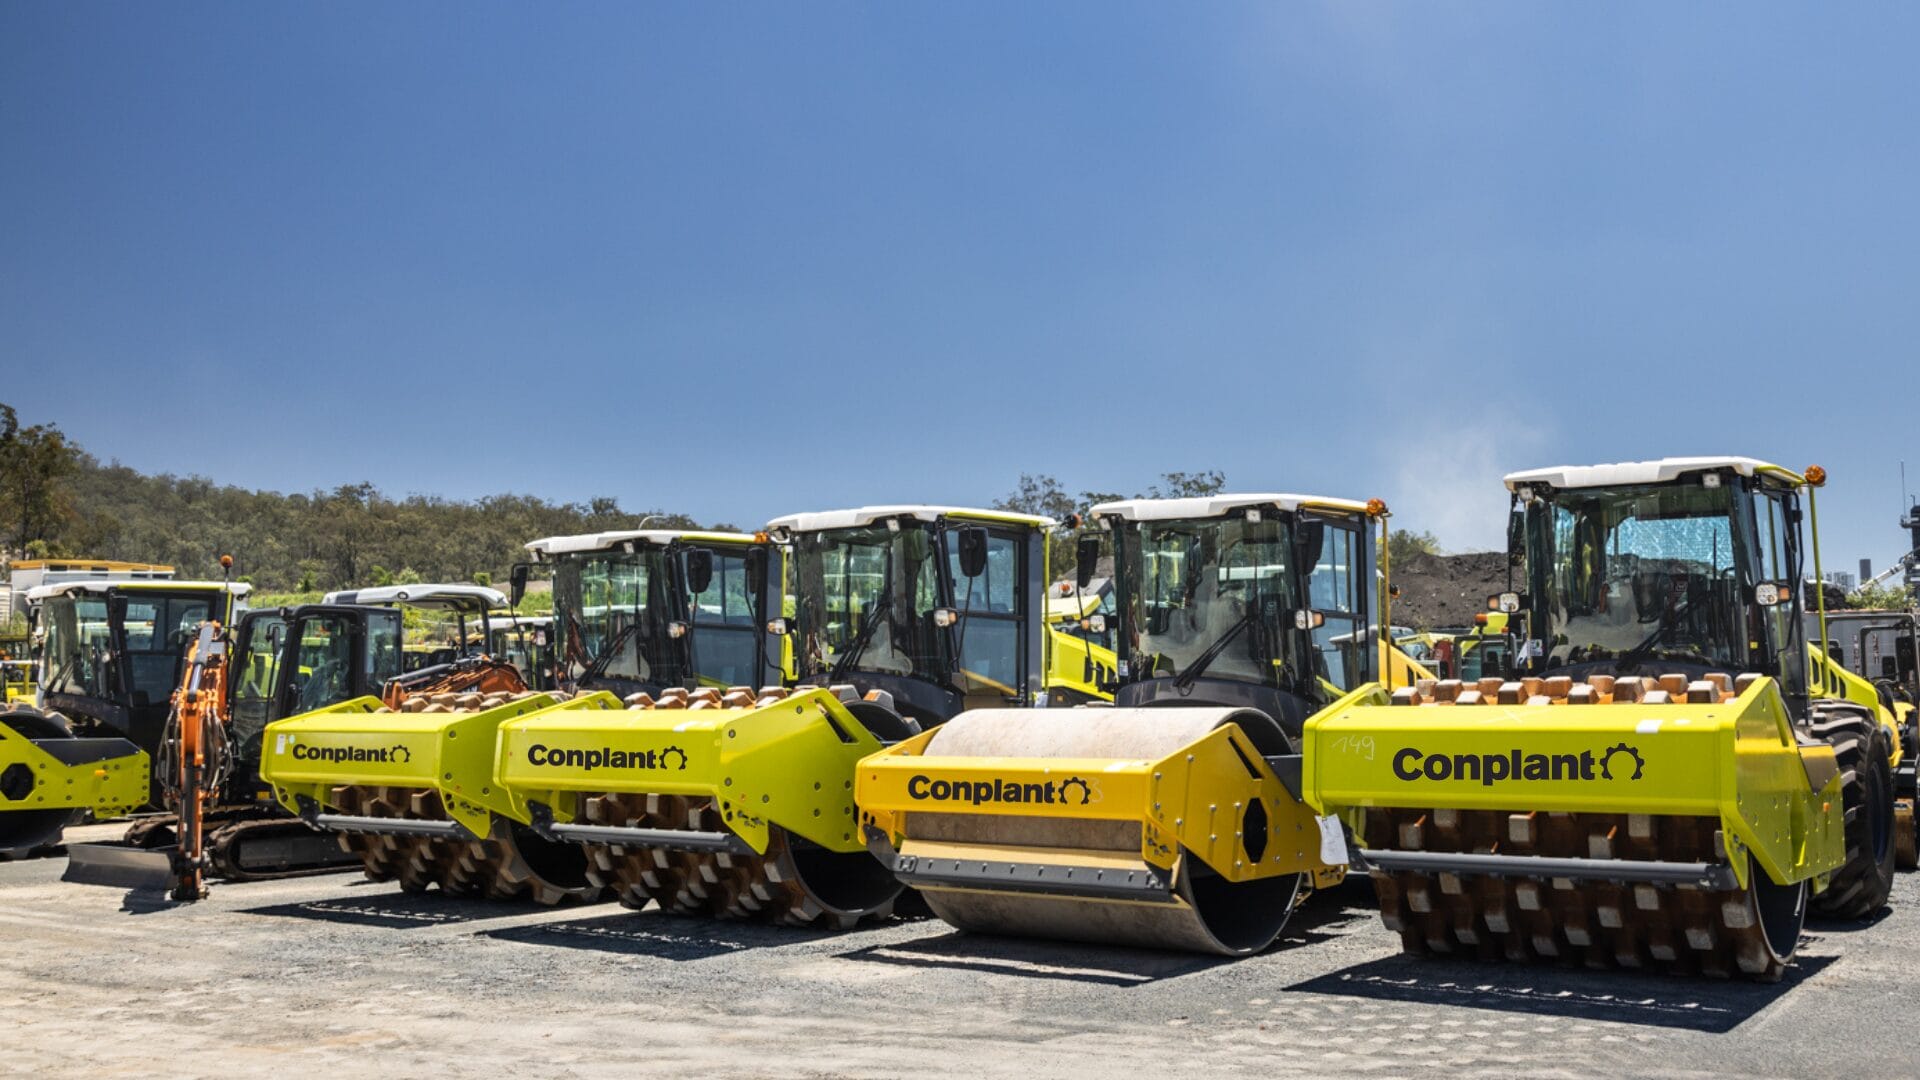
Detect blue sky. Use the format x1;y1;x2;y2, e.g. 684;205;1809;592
4;4;1917;574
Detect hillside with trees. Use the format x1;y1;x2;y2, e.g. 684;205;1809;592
0;402;708;591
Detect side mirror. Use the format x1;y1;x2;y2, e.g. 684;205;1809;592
1755;582;1783;607
1297;521;1326;566
1293;609;1326;630
1076;535;1101;589
684;548;714;596
744;546;769;598
1507;505;1527;570
958;527;989;579
509;563;531;607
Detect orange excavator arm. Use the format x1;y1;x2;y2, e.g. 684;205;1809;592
162;621;233;901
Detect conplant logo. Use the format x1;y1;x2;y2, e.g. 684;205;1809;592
906;774;1097;806
1391;743;1645;786
524;744;689;772
290;743;412;765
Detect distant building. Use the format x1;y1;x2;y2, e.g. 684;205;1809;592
1825;570;1855;592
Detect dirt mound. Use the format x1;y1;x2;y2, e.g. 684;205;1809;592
1392;550;1510;630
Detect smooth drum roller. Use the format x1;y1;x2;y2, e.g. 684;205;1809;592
0;707;148;856
860;706;1339;956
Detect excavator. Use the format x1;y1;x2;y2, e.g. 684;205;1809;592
56;579;531;895
257;529;779;906
855;493;1396;955
1;576;251;865
1301;457;1894;980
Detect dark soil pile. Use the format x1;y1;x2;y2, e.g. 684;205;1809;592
1391;550;1511;630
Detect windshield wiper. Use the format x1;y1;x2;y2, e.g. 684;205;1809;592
829;593;892;681
1618;590;1702;670
1173;608;1258;691
583;623;640;680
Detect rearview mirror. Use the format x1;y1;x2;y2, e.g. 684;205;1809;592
1507;505;1527;571
509;563;530;607
1755;582;1782;607
744;547;769;599
684;549;714;596
1076;535;1101;588
1296;521;1326;567
958;527;989;579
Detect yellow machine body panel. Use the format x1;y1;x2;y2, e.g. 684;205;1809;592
495;687;886;854
1301;678;1845;890
1811;644;1904;771
1044;625;1116;703
262;693;561;839
0;724;148;819
860;720;1332;884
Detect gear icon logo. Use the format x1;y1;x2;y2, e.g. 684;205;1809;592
1599;742;1645;781
1055;776;1095;805
390;745;411;764
659;746;688;771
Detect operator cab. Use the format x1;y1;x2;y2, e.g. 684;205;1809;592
1503;456;1816;714
1088;494;1385;738
29;579;251;804
767;505;1050;727
523;529;780;700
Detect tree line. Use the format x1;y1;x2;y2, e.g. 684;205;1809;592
0;403;704;591
1;402;1454;595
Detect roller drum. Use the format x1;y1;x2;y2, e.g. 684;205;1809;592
905;706;1303;956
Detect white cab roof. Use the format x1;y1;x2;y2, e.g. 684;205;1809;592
26;580;252;602
766;505;1055;533
1504;457;1792;491
525;529;758;556
322;584;508;613
1089;494;1373;521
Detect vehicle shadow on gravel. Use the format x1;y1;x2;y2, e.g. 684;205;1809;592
482;910;837;961
241;890;553;929
1805;906;1893;933
834;933;1230;987
1285;953;1835;1034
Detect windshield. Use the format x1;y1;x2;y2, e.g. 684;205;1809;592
1528;482;1760;672
551;549;681;685
792;524;948;685
686;546;764;687
1122;516;1310;688
40;591;213;705
40;594;116;699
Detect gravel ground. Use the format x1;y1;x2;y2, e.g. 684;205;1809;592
4;824;1917;1079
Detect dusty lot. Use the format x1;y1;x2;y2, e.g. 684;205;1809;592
5;825;1917;1079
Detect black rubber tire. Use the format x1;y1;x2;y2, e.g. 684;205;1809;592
1809;708;1897;919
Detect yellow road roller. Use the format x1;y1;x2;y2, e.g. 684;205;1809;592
1302;457;1882;980
858;493;1396;955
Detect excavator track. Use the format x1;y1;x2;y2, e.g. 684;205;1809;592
1362;807;1804;980
328;783;601;905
